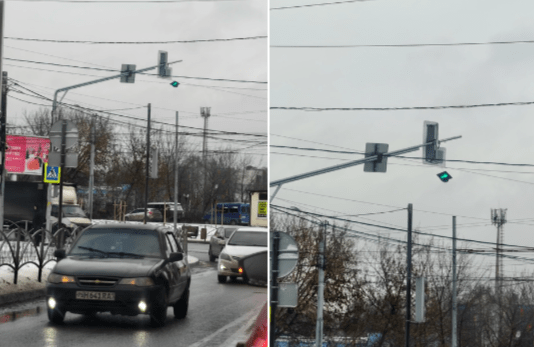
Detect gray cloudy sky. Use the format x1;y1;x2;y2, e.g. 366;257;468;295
3;0;267;166
270;0;534;277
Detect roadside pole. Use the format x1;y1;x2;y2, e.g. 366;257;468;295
452;216;458;347
0;1;6;230
58;120;67;248
405;203;413;347
144;104;151;224
270;231;280;347
315;221;327;347
88;114;96;219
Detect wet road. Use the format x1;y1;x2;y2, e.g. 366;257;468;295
0;243;267;347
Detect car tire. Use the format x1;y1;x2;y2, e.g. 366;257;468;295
173;287;189;319
150;291;168;327
217;275;227;283
229;276;238;282
47;306;66;324
208;246;216;262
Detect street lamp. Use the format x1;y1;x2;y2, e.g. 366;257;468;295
290;206;326;347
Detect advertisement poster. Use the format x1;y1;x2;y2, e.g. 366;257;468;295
5;135;50;175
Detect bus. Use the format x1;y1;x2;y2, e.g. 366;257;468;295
203;202;250;225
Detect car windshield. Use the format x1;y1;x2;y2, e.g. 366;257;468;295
69;228;162;258
228;231;267;247
63;205;88;218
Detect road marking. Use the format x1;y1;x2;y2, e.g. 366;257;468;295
187;308;258;347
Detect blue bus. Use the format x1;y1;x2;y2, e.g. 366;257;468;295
203;202;250;225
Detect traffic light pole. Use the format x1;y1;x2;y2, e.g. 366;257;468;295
269;135;462;202
50;60;182;124
270;231;280;347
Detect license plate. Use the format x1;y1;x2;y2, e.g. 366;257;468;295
76;291;115;301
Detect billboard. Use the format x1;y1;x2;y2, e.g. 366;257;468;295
5;135;50;175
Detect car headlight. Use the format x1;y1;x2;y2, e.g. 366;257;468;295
118;277;155;286
48;273;75;284
220;252;231;261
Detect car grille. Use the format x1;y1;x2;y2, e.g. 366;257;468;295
77;276;118;287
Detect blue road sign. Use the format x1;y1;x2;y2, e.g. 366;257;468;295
44;163;61;184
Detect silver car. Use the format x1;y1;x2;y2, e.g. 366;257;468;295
217;227;268;283
124;208;163;222
208;226;240;262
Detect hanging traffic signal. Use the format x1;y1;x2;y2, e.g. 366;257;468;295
170;81;180;88
437;171;452;182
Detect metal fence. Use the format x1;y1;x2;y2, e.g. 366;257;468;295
0;219;82;284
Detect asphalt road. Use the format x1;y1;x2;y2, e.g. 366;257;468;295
0;243;267;347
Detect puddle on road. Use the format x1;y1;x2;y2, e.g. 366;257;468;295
0;306;42;324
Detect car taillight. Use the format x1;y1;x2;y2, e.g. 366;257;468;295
238;267;244;274
252;337;267;347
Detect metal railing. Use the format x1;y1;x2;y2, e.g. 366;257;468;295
0;220;82;284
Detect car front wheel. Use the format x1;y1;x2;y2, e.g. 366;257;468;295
173;287;189;319
47;305;66;324
150;291;168;327
217;275;227;283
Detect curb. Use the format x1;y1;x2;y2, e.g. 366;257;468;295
0;288;46;307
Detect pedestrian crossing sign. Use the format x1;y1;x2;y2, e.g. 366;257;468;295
44;163;61;184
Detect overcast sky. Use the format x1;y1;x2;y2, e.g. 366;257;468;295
2;0;267;167
270;0;534;278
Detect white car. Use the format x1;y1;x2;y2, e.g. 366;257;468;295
217;227;268;283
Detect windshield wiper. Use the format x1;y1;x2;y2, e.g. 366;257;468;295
78;246;110;257
77;247;144;258
107;251;145;259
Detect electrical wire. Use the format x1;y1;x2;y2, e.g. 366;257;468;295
271;101;534;111
271;0;372;10
5;36;266;44
271;39;534;48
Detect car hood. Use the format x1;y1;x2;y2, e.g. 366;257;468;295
53;256;162;277
223;244;267;258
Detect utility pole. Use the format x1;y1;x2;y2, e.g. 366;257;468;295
452;216;457;347
0;71;6;230
200;107;211;212
0;1;6;230
492;208;507;343
144;104;151;224
316;220;327;347
270;231;280;347
88;114;96;219
405;203;413;347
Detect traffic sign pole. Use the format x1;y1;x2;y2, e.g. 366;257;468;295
58;120;66;249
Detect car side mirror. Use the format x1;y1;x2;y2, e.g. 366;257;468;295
169;252;183;262
54;249;66;260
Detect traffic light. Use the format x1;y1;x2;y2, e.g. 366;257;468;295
437;171;452;182
170;81;179;88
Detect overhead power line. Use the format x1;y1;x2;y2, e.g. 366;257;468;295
272;39;534;48
6;58;267;84
5;35;267;44
271;0;372;10
271;101;534;111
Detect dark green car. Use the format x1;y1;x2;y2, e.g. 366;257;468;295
46;223;191;327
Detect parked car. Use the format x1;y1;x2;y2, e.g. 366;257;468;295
208;226;240;262
147;202;184;222
46;223;191;327
124;208;163;222
217;227;268;283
